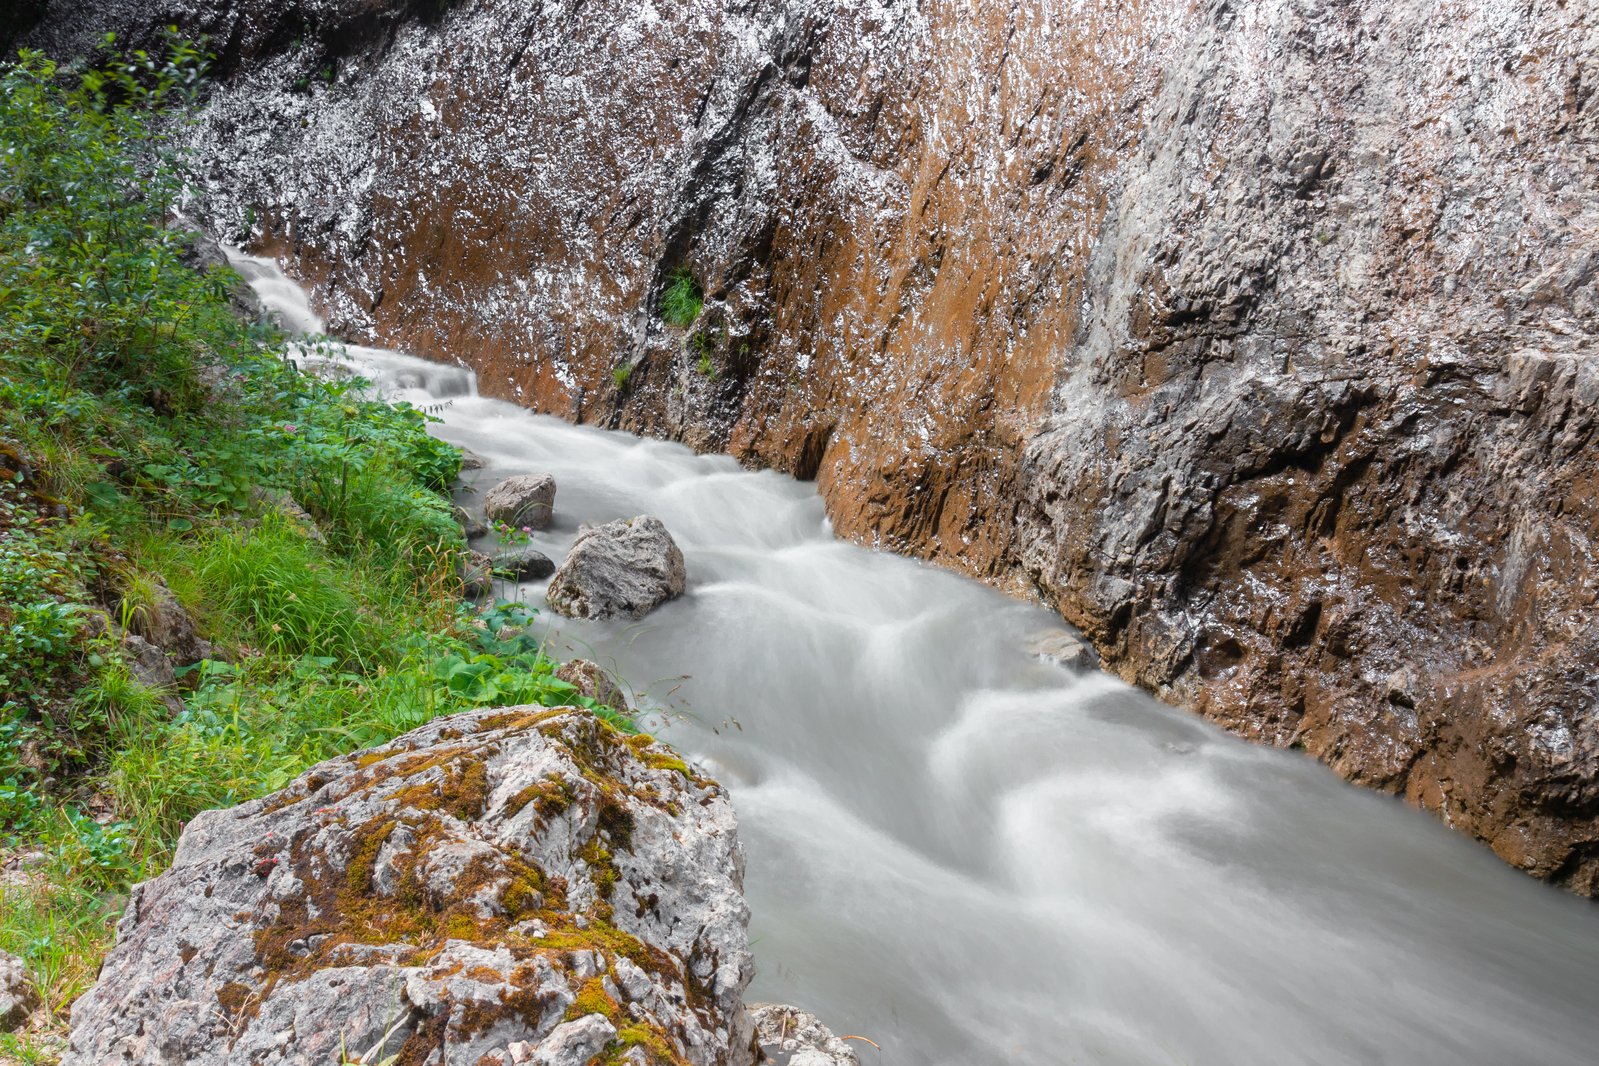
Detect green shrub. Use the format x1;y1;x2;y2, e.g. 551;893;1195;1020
0;490;84;711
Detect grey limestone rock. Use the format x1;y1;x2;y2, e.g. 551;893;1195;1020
546;517;686;621
484;474;557;531
121;579;207;668
1025;629;1099;673
66;708;755;1066
553;659;628;713
749;1004;859;1066
492;546;556;581
120;634;185;715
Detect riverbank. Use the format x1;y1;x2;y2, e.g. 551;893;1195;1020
0;47;621;1061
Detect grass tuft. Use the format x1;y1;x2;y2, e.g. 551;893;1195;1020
658;269;703;328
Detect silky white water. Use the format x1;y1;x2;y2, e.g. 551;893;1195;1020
235;252;1599;1066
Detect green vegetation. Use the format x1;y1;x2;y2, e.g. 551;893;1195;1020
658;268;703;328
689;329;716;379
0;44;629;1058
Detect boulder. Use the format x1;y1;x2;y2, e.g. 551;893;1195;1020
1025;629;1099;672
0;949;39;1032
458;448;489;471
546;517;686;621
120;634;185;715
554;660;628;712
484;474;556;531
750;1005;860;1066
66;709;754;1066
492;546;556;581
124;579;206;667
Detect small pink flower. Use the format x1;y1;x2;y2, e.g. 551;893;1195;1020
281;423;298;434
521;525;532;534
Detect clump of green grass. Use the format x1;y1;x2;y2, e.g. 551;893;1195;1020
659;269;703;327
192;516;365;662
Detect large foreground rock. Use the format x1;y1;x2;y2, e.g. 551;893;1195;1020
484;474;557;531
66;709;755;1066
547;517;686;621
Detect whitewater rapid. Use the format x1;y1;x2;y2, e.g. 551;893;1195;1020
231;251;1599;1066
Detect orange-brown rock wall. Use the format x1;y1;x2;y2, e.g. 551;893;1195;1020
23;0;1599;889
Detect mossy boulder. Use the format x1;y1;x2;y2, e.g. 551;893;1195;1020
65;709;755;1065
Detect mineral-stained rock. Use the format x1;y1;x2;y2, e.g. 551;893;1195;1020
484;475;557;532
0;949;39;1033
749;1004;859;1066
65;709;755;1066
493;546;556;581
29;0;1599;886
547;518;686;622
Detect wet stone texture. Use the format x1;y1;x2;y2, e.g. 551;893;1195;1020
65;709;756;1065
23;0;1599;888
1014;0;1599;892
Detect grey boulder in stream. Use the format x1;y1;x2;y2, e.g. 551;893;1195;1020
547;516;686;621
484;474;557;531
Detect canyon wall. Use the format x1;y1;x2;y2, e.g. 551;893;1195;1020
21;0;1599;889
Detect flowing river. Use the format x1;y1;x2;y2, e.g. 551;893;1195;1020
231;252;1599;1066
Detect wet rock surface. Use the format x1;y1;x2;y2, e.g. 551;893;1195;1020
25;0;1599;886
547;517;687;622
484;474;557;532
750;1005;859;1066
65;708;755;1066
493;545;557;581
1013;0;1599;891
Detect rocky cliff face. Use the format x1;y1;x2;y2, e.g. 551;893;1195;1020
22;0;1599;889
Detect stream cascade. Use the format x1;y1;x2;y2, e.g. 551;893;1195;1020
221;250;1599;1066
